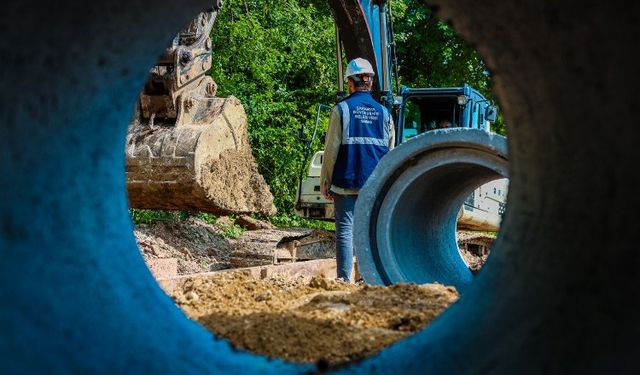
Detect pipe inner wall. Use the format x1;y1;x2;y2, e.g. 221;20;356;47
1;0;638;374
378;152;506;289
355;129;508;290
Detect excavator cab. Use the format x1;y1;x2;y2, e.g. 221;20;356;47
395;85;508;231
294;104;334;220
396;84;494;143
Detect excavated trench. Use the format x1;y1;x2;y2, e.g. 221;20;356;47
1;1;638;374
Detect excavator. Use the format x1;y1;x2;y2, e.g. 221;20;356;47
125;1;509;288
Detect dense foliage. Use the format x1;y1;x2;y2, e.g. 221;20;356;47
390;2;505;133
208;0;337;218
392;3;489;92
132;1;500;227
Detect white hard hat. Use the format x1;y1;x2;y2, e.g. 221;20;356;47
345;58;375;79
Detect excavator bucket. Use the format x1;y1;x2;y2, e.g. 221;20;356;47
125;10;275;216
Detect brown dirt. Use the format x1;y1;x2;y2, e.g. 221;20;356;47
457;230;496;273
135;217;234;274
202;148;276;216
235;214;275;230
136;218;337;275
173;272;458;366
230;227;314;267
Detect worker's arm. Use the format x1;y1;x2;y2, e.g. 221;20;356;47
320;106;342;200
388;115;396;150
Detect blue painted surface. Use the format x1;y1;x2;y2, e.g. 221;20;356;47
0;1;305;373
1;0;635;374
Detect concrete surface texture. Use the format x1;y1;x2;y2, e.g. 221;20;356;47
354;128;508;292
0;1;300;374
0;0;638;374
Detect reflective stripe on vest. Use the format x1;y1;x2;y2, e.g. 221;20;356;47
337;100;390;146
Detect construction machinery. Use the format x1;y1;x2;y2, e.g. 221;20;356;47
296;0;509;287
125;7;276;216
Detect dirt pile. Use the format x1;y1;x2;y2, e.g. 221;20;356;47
173;272;458;366
457;230;495;273
136;218;337;275
201;148;276;216
136;217;233;274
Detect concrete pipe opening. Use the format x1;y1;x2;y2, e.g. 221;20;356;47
355;129;507;290
2;0;639;373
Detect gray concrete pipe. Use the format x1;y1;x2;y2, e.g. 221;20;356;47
354;129;508;292
1;0;639;374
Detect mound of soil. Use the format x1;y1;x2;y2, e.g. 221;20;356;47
202;148;276;216
136;218;338;275
173;272;458;366
135;217;234;274
457;230;496;273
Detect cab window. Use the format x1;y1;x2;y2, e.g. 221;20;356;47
402;100;422;142
401;96;463;142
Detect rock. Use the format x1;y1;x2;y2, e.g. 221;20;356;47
235;215;274;230
309;276;331;290
216;216;235;227
185;291;200;302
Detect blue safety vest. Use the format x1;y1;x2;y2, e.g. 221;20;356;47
332;91;391;189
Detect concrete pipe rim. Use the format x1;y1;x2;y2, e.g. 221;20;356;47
354;128;508;291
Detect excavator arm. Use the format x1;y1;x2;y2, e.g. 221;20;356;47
125;8;276;216
327;0;393;105
125;0;390;218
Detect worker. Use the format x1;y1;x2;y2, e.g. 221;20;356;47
437;119;453;129
320;58;395;282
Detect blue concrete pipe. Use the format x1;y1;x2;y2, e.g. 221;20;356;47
354;129;508;292
1;0;639;374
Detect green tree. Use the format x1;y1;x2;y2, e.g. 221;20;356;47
391;1;505;134
209;0;337;216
